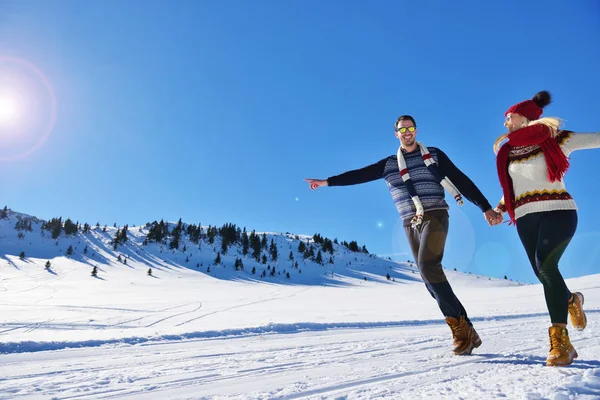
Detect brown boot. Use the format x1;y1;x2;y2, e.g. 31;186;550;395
568;292;587;331
445;316;482;355
546;326;578;366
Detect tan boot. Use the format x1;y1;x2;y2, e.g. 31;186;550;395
445;316;482;355
546;326;578;366
568;292;587;331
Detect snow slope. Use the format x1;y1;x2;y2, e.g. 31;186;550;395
1;208;599;399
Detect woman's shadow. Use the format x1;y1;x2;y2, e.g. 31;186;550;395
476;353;600;369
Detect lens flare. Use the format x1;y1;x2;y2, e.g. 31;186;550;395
0;95;19;123
0;56;57;161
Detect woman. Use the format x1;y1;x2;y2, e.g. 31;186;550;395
493;90;598;366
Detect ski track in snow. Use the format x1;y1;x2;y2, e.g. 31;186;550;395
1;319;599;399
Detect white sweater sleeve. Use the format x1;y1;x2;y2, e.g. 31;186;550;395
494;196;506;215
562;132;600;155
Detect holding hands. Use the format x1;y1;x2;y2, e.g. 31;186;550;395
484;209;504;226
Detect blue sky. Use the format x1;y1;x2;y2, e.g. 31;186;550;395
0;0;599;283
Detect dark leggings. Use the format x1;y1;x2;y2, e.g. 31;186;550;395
516;210;577;324
404;211;470;323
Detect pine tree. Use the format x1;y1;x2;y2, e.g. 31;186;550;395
91;266;98;276
47;217;63;239
289;250;294;261
343;240;358;252
118;254;122;262
15;217;33;231
19;251;25;260
251;266;256;275
322;238;334;254
0;206;8;219
269;239;278;261
221;238;228;255
242;228;249;256
66;245;73;256
261;254;267;264
304;246;315;260
121;225;129;243
261;233;267;249
148;268;153;276
313;233;322;244
315;250;323;265
84;246;88;255
169;220;182;250
286;272;290;279
298;241;306;253
214;252;221;265
386;273;391;280
45;260;51;269
252;236;262;262
234;258;244;271
207;225;215;244
147;220;167;243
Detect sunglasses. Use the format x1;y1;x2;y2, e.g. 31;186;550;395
395;126;416;133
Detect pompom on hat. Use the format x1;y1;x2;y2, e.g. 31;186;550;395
505;91;552;121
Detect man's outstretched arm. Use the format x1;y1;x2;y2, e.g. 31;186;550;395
305;158;388;190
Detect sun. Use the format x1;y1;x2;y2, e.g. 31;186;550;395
0;95;20;124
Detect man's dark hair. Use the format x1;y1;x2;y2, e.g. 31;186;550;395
395;115;417;129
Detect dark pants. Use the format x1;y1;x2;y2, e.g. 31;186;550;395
516;210;577;324
404;210;469;323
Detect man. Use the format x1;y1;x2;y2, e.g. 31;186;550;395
305;115;500;355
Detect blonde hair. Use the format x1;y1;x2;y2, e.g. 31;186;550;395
493;117;564;154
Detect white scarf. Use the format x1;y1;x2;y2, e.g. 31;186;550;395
397;142;464;227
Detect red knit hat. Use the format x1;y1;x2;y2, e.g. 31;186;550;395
505;91;551;120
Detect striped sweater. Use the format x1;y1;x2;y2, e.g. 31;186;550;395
496;131;600;219
326;147;491;223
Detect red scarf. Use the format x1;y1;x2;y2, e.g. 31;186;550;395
496;124;570;223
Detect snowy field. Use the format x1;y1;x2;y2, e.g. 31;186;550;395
1;210;600;399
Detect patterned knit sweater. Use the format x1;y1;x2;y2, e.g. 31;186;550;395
326;147;491;222
496;131;600;219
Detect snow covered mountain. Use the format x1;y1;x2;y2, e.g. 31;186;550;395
0;206;517;287
1;207;599;399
